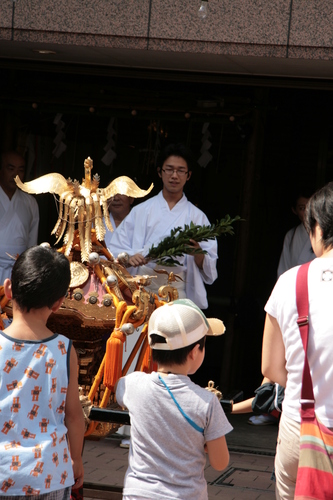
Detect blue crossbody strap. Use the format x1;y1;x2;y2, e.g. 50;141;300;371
158;374;204;434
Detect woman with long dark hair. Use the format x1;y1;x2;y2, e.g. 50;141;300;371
262;182;333;499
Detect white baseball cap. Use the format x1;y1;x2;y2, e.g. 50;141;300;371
148;298;226;351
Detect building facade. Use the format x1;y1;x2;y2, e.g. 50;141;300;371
1;0;333;393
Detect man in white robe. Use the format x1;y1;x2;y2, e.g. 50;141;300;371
0;151;39;283
277;192;314;277
109;145;218;448
109;144;218;310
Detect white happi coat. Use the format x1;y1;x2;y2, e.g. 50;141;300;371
109;191;218;309
0;187;39;283
277;222;315;278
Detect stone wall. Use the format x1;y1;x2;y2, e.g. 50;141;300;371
1;0;332;61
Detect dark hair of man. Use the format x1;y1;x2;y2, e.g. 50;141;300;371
304;181;333;250
11;246;71;313
150;334;206;365
0;151;24;170
292;189;313;208
156;143;195;173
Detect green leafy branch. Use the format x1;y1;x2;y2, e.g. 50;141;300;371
146;215;242;266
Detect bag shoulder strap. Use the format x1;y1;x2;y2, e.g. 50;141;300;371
296;262;315;417
158;374;204;434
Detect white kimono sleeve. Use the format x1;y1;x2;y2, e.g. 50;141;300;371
184;209;218;309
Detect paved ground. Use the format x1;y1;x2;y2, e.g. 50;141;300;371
82;413;279;499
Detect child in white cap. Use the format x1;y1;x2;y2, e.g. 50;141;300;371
116;298;232;500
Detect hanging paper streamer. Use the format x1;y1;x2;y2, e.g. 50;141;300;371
52;113;67;158
101;117;117;167
198;122;213;168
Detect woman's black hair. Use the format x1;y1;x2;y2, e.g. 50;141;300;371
156;143;195;173
150;334;205;366
304;181;333;250
11;246;71;312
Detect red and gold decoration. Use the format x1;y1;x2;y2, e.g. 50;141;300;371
0;157;175;440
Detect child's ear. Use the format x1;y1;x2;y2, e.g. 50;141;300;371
4;279;12;299
51;296;66;313
189;343;200;360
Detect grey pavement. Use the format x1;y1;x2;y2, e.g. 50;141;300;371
82;413;279;499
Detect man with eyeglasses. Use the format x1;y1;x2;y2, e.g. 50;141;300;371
109;143;217;310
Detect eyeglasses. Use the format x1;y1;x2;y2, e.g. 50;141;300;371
161;167;189;177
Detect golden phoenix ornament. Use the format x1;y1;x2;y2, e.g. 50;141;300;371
15;156;153;261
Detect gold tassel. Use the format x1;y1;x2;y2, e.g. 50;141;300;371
135;322;156;373
103;328;126;391
103;301;127;390
140;343;153;373
139;325;154;373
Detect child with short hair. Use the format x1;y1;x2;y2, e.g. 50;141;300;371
116;298;232;500
0;246;85;499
